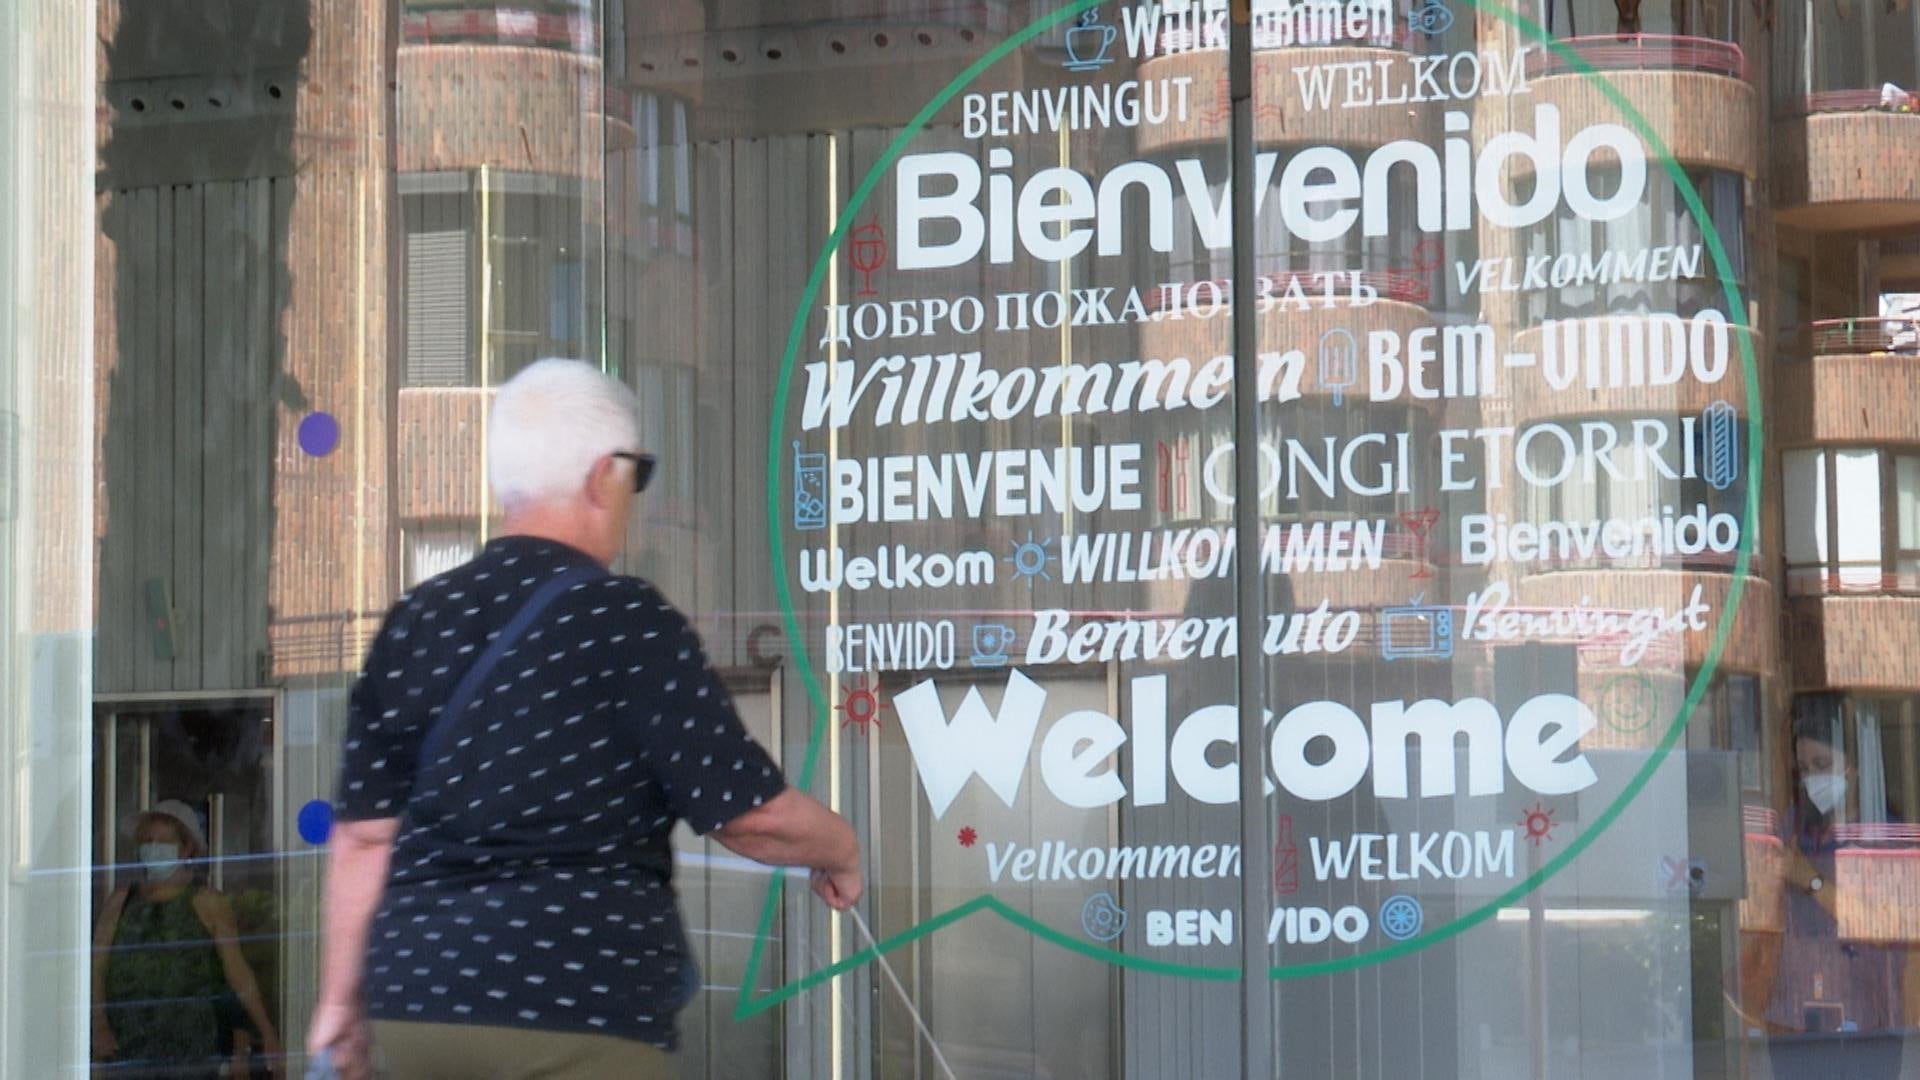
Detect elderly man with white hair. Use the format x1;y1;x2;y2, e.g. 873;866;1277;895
308;359;861;1079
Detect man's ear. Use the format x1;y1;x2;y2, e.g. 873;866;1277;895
584;454;620;508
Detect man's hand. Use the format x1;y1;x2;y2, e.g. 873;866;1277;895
714;787;863;910
261;1027;286;1080
313;818;398;1080
811;863;864;911
307;1002;372;1080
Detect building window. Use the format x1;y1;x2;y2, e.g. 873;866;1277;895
1791;693;1920;826
1148;155;1430;303
1772;0;1920;103
1690;668;1766;794
1520;415;1747;571
404;522;478;588
403;228;471;388
1785;447;1920;594
1521;167;1746;323
400;174;595;388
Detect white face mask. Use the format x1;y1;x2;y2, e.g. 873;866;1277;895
1803;774;1848;817
138;842;183;881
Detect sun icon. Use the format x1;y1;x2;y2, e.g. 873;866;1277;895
1006;532;1056;585
957;826;978;848
1519;802;1559;846
836;676;888;732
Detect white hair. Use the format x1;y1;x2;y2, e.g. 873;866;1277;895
487;359;642;512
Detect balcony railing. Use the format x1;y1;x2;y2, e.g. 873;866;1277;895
1780;316;1920;360
1788;567;1920;598
1151;267;1432;314
1779;87;1920;117
1149;9;1416;55
402;8;597;53
1525;34;1747;80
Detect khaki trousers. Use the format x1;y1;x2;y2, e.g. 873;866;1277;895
372;1020;678;1080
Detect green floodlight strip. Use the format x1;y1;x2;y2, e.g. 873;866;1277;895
741;0;1762;1018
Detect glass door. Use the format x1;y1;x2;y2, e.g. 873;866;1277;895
92;695;283;1079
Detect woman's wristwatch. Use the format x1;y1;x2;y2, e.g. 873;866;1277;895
1807;874;1824;893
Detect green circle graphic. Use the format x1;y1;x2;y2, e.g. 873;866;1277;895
741;0;1764;1012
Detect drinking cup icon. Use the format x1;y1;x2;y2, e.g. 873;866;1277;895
1065;13;1117;71
971;624;1015;667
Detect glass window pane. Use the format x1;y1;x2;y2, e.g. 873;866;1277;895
20;0;1920;1077
1895;455;1920;590
1784;448;1827;573
1835;448;1883;587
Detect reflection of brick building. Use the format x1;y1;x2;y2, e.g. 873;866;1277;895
95;0;393;688
77;0;1920;1074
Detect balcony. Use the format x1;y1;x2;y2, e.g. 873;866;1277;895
1505;314;1763;423
1487;35;1758;178
1133;271;1441;408
403;6;596;55
1518;568;1778;674
1524;33;1747;80
1776;317;1920;445
397;388;489;520
1134;32;1438;155
1788;594;1920;691
1773;95;1920;231
398;43;607;175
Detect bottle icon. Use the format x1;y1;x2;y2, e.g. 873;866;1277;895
1274;815;1300;895
1702;400;1739;491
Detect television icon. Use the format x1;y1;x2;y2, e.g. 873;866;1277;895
1381;594;1454;660
971;624;1016;667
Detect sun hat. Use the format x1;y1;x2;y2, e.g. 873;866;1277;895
125;798;209;856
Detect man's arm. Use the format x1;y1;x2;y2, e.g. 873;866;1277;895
196;891;282;1069
90;887;130;1060
712;787;862;909
308;817;399;1077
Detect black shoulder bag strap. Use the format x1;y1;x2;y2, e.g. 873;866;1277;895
417;564;605;764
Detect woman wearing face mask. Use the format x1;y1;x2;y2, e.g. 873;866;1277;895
1747;713;1920;1076
90;800;282;1077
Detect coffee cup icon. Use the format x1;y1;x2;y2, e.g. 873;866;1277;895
1065;11;1117;71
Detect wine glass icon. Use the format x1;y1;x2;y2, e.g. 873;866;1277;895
1398;506;1441;580
850;219;887;298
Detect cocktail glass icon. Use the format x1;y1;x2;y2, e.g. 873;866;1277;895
850;219;887;298
1398;506;1441;580
1318;328;1358;405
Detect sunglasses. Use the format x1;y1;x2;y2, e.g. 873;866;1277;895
611;451;656;493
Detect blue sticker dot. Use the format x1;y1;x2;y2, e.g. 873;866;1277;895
298;412;340;457
297;799;335;845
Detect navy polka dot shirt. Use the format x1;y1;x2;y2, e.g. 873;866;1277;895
336;536;787;1049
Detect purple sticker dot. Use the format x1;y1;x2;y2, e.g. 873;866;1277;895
298;412;340;457
297;799;335;845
